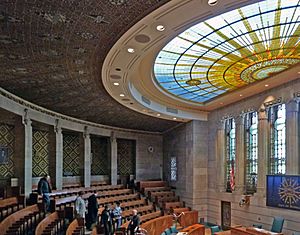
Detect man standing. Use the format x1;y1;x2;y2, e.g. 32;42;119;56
113;201;122;229
38;174;52;212
100;204;112;235
86;190;99;230
127;209;140;235
75;191;86;219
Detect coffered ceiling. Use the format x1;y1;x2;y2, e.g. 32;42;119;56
0;0;180;132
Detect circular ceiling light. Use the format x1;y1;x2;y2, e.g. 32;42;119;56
186;79;201;86
113;82;119;86
135;34;151;43
173;117;177;120
110;74;122;80
208;0;218;6
157;113;161;117
265;84;269;87
127;48;135;53
156;25;165;31
120;93;125;97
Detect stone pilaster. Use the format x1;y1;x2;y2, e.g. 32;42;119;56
83;127;91;187
54;120;63;190
234;115;245;194
286;99;300;174
216;120;226;192
23;110;32;196
256;108;269;197
110;132;118;185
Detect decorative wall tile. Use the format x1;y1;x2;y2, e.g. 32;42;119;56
63;133;80;176
117;139;135;175
32;129;49;177
0;124;15;178
91;136;109;175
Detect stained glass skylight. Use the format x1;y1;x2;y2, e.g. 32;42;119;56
154;0;300;103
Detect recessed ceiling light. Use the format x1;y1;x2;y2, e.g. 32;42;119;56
113;82;119;86
265;84;269;87
208;0;218;6
173;117;177;120
298;71;300;74
142;109;147;112
239;94;243;97
156;25;165;32
120;93;125;97
220;102;223;105
157;113;161;117
127;48;135;53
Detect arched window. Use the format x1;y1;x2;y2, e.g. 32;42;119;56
245;112;258;194
225;118;236;192
269;104;286;174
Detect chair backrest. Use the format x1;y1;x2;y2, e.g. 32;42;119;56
271;216;284;233
211;225;220;235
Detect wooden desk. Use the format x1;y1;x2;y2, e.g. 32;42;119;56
180;224;205;235
231;227;283;235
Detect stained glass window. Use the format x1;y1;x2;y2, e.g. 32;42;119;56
269;104;286;174
225;118;236;192
170;157;177;181
245;112;258;194
154;0;300;103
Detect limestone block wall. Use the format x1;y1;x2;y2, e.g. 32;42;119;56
207;79;300;234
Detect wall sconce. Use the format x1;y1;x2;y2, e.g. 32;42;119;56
239;195;250;207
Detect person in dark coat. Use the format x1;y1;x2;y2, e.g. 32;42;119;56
37;174;52;212
86;190;99;230
100;204;112;235
127;209;140;235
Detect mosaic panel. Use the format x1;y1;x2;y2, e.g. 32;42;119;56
63;133;80;176
32;129;49;177
91;136;109;175
117;139;136;175
0;124;15;178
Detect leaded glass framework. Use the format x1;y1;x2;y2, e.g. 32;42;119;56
269;104;286;174
154;0;300;103
245;112;258;194
170;157;177;181
225;118;236;192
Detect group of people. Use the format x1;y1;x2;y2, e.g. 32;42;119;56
37;174;144;234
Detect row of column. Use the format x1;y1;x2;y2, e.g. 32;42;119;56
216;99;300;196
23;118;119;196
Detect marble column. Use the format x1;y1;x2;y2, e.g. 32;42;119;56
110;133;118;185
256;108;269;196
23;115;32;196
286;99;300;174
84;131;91;187
55;123;63;190
234;115;245;194
216;120;226;192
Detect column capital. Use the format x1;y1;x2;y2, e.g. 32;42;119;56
83;126;90;139
22;108;32;126
234;114;245;126
110;131;117;143
258;107;268;121
54;119;62;133
217;119;225;130
286;98;299;113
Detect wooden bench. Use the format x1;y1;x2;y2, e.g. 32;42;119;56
173;207;191;214
231;226;283;235
156;195;180;208
180;224;205;235
0;196;25;222
149;191;175;202
163;201;184;210
178;210;199;228
35;210;65;235
66;218;85;235
98;193;140;207
144;186;171;196
121;204;155;220
140;215;173;235
138;181;167;194
0;203;45;235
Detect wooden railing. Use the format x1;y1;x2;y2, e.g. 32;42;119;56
35;210;65;235
0;195;25;222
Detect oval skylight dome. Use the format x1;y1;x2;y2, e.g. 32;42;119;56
154;0;300;103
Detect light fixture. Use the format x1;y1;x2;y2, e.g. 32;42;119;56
157;113;161;117
173;117;177;120
265;84;269;87
156;25;165;32
220;102;223;105
186;79;201;86
113;82;119;86
127;48;135;53
239;94;243;97
208;0;218;6
120;93;125;97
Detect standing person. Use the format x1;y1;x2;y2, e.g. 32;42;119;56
100;204;112;235
86;190;99;230
127;209;140;235
75;191;86;219
113;201;122;229
37;174;52;212
169;207;184;228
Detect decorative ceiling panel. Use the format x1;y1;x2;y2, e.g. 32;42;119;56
154;0;300;103
0;0;177;132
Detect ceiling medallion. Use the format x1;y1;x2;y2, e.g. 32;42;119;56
154;0;300;103
186;79;201;86
109;0;126;5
